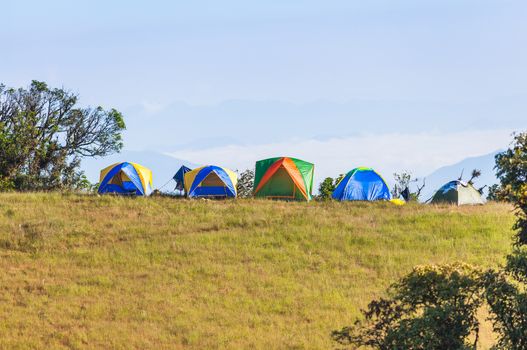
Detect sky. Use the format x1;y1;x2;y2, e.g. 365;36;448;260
3;1;526;185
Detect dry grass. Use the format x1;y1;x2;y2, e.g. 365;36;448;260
0;193;515;349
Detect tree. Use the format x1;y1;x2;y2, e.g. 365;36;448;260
332;263;484;350
483;182;527;349
493;131;527;203
0;81;125;190
318;177;336;200
487;184;511;202
480;132;527;349
236;169;254;198
392;171;425;202
392;171;411;199
493;131;527;244
317;174;344;200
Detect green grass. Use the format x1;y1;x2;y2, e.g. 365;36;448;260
0;193;515;349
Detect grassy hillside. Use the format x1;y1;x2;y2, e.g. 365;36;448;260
0;194;515;349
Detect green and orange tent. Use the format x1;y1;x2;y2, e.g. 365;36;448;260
253;157;314;201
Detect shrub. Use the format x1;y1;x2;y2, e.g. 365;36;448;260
332;263;484;350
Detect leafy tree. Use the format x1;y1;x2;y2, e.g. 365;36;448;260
392;171;425;202
392;171;411;199
487;183;514;202
483;132;527;348
487;184;502;201
492;131;527;203
318;177;336;200
236;169;254;198
483;264;527;349
483;195;527;349
493;131;527;244
332;263;484;350
0;81;125;190
317;174;344;200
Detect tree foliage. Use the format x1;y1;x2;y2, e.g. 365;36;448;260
487;184;508;202
0;81;125;190
490;132;527;202
484;263;527;349
317;175;344;200
318;177;336;200
332;263;484;350
392;171;411;199
481;131;527;349
493;131;527;244
392;171;425;202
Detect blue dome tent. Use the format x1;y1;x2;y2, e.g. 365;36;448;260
332;167;391;201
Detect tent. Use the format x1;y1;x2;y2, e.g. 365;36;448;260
98;162;153;196
430;180;484;205
184;165;238;198
332;167;391;201
173;165;192;192
253;157;314;201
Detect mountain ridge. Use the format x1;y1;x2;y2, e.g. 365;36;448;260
81;149;502;198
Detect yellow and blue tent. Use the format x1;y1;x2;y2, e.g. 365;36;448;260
98;162;153;196
184;165;237;198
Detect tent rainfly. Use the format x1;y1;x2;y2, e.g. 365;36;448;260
173;165;192;192
98;162;153;196
332;167;392;201
253;157;314;201
430;180;484;205
184;165;238;198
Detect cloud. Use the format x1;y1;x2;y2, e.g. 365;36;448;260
140;100;169;115
169;129;513;188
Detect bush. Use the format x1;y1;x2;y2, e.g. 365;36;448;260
333;263;484;350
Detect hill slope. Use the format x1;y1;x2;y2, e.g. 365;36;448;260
0;194;514;349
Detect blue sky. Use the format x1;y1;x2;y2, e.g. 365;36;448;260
3;1;526;183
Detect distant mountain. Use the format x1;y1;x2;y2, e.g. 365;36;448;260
80;150;197;190
81;149;503;198
419;151;501;202
121;98;526;151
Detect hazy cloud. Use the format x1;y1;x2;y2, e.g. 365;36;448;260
169;129;513;187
